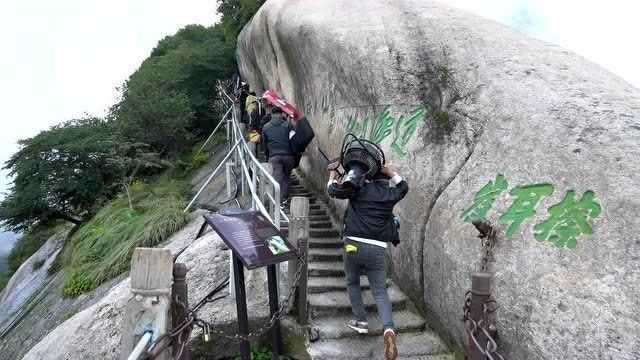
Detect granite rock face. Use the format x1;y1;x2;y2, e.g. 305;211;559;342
237;1;640;358
0;228;68;327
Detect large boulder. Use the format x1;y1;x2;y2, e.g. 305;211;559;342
237;1;640;359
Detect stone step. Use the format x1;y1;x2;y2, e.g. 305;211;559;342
308;209;328;216
289;191;315;197
282;209;327;219
281;228;339;238
313;310;426;340
284;203;322;212
287;214;330;223
309;331;452;359
288;196;317;204
307;276;391;293
308;248;343;261
309;285;408;317
308;261;344;277
280;220;333;230
310;228;340;238
309;237;342;249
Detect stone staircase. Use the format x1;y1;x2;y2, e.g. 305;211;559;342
281;174;455;359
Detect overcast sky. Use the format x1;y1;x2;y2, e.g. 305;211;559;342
0;0;218;200
0;0;638;212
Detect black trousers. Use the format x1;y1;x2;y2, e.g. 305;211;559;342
269;155;296;201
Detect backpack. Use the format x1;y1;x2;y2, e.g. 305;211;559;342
289;116;315;154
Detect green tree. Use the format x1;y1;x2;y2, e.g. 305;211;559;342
0;118;121;231
115;81;194;158
105;142;170;210
0;118;165;232
115;25;236;155
217;0;266;41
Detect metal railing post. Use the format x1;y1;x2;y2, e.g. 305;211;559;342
288;197;310;324
261;162;273;215
251;162;257;210
468;272;492;360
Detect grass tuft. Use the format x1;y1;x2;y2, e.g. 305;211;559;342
61;176;189;297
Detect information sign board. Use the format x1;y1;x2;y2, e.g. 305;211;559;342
203;211;297;269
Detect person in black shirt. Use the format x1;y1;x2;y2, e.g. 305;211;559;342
262;106;296;207
327;162;408;360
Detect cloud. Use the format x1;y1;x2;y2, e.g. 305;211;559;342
441;0;640;88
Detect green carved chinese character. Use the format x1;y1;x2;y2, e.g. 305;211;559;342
369;106;396;144
499;184;554;238
461;175;509;223
533;190;602;249
391;107;427;156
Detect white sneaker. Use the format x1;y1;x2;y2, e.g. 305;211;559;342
346;319;369;334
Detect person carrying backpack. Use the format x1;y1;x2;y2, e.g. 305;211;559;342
245;91;259;130
262;106;296;208
326;162;408;360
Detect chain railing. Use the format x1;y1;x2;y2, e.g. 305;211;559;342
462;221;506;360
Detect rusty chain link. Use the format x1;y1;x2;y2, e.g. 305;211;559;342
475;221;497;272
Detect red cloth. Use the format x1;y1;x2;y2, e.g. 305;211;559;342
262;89;301;122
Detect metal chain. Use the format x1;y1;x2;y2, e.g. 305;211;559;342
462;291;505;360
197;253;306;342
474;221;496;272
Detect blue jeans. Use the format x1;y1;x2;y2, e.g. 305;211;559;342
343;239;394;330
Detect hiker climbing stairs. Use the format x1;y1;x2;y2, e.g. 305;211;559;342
281;173;455;359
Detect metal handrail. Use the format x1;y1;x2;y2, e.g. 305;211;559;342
184;140;242;213
194;107;232;158
127;331;153;360
184;84;289;226
226;91;289;225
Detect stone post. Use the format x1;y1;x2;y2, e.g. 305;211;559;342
171;263;191;360
119;248;173;360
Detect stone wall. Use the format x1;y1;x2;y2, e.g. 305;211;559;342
237;1;640;358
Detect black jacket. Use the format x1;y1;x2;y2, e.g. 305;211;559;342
262;115;294;159
328;177;408;243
